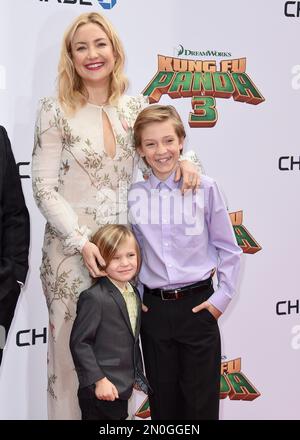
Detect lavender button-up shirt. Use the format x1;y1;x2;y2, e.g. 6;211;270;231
128;171;242;313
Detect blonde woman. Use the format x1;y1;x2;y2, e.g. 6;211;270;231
32;12;199;419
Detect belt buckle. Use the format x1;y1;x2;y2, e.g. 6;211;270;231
161;289;180;300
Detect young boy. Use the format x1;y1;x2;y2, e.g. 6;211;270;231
128;105;242;420
70;224;148;420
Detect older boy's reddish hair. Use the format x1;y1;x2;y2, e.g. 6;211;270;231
133;104;186;149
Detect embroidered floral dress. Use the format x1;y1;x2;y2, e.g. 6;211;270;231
32;95;148;420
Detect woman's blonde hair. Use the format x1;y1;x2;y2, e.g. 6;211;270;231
133;104;186;149
91;224;141;275
58;12;128;113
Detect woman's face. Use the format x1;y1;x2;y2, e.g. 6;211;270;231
71;22;116;88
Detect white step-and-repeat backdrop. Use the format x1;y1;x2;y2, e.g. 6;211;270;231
0;0;299;420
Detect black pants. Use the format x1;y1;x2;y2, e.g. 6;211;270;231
0;282;20;365
79;394;128;420
141;285;221;420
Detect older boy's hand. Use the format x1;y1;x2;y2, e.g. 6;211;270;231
192;300;222;320
95;377;119;401
175;160;200;193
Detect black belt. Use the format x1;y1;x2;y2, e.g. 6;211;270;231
144;277;212;301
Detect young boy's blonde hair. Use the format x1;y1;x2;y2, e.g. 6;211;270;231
91;224;141;274
133;104;186;149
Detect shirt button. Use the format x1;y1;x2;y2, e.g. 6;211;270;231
164;242;169;246
168;264;172;268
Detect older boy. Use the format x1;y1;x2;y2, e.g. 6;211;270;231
128;105;241;420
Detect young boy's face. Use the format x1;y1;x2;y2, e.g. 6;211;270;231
138;120;183;181
105;236;138;287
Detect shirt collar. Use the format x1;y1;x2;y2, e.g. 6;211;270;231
108;277;134;295
148;170;181;190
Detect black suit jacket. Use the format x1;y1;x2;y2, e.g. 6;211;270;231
70;277;148;400
0;126;30;362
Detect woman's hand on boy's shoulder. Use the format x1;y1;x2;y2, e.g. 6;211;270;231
175;160;200;193
82;241;106;278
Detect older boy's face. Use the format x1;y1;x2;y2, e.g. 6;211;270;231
138;120;183;181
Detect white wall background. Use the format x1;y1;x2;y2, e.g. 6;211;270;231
0;0;299;420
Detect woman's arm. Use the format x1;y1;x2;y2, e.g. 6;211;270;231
32;98;90;255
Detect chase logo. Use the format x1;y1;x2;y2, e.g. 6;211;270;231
98;0;117;9
284;1;300;16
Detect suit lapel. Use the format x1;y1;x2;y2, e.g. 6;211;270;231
103;277;134;337
133;285;141;342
